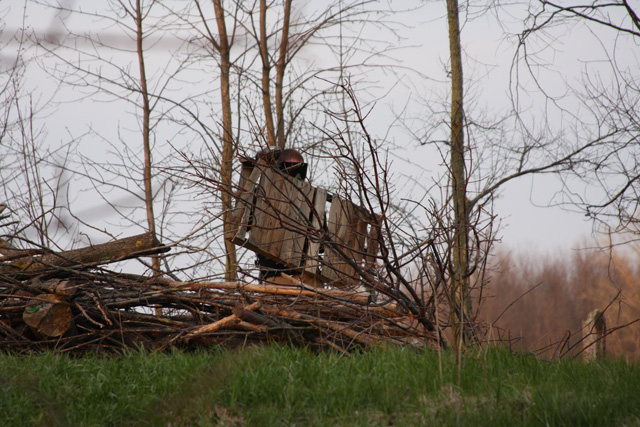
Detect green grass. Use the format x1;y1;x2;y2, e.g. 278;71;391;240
1;345;638;426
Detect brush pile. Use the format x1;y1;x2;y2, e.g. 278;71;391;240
0;232;436;354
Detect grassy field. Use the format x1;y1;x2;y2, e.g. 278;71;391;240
1;345;639;426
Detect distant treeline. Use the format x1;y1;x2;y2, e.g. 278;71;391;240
477;246;640;360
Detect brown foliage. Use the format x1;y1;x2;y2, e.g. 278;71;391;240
477;246;640;360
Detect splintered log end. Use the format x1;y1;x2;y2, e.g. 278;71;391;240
23;294;72;337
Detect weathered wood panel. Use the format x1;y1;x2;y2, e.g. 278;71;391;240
323;196;368;284
249;168;289;259
229;165;263;244
278;178;315;268
227;168;379;286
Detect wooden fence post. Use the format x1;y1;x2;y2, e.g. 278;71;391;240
582;309;606;361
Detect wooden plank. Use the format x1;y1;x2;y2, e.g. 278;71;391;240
261;169;288;258
305;187;326;276
237;163;254;192
279;178;314;267
277;177;299;263
324;196;357;282
339;200;355;280
338;201;360;282
246;169;273;251
230;166;263;245
350;207;368;271
322;196;341;282
247;168;292;262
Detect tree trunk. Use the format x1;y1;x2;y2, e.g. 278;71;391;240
259;0;277;147
213;0;238;281
446;0;470;354
134;0;161;277
274;0;292;148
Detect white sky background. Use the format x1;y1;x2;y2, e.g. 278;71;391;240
1;0;631;265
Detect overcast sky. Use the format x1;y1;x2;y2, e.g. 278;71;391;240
2;0;630;255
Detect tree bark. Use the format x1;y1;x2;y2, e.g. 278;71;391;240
213;0;238;281
274;0;292;148
259;0;277;147
134;0;161;277
446;0;471;353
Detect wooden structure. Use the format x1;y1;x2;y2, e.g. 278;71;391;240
582;309;606;361
228;162;380;286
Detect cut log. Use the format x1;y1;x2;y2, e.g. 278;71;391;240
23;293;72;337
1;232;170;277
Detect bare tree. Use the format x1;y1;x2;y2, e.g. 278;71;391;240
189;0;239;280
0;6;76;252
133;0;161;277
27;2;188;269
514;1;640;243
160;0;404;279
446;0;469;355
404;0;640;355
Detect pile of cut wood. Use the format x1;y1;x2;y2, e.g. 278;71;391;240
0;230;437;354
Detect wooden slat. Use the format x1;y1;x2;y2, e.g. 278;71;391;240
324;196;355;282
261;169;288;258
335;199;355;279
279;179;314;267
247;169;293;262
246;169;273;251
350;207;368;273
229;165;263;245
323;198;375;285
322;196;341;282
305;187;326;276
340;202;364;282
